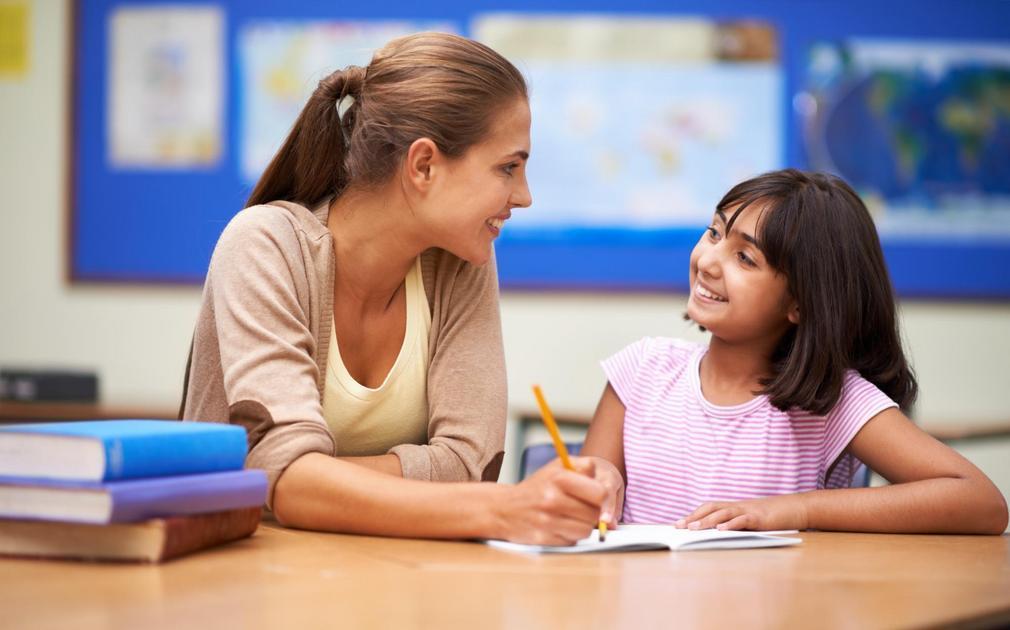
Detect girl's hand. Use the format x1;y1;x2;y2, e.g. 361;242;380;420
675;494;809;531
494;457;607;546
588;456;625;528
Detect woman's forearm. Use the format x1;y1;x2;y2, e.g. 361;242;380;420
273;453;502;538
338;454;403;477
802;476;1008;534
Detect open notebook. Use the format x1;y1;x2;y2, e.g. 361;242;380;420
486;524;802;554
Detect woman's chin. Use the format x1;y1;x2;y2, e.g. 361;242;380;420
456;243;493;267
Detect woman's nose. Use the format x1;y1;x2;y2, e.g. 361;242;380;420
511;176;532;209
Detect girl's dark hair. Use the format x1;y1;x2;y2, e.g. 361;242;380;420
247;32;528;208
718;168;918;415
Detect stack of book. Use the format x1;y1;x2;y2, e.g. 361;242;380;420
0;420;267;563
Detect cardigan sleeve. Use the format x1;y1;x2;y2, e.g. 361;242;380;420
389;250;508;482
206;206;334;508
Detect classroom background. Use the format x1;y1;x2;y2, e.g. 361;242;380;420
1;0;1008;507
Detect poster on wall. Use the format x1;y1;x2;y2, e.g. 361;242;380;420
107;6;224;169
799;40;1010;296
239;20;457;185
474;16;782;289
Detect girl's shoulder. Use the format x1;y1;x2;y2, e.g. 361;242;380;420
621;336;705;372
820;369;898;422
841;369;892;401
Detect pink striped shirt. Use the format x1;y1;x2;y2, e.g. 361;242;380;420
602;337;897;524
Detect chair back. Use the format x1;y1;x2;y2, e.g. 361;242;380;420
518;442;582;481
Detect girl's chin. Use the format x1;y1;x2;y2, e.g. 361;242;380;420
685;302;713;328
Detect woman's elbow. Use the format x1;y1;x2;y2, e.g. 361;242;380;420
981;491;1009;535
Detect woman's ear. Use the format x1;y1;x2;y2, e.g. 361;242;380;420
404;138;438;193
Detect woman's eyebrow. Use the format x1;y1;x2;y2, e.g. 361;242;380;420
503;150;529;161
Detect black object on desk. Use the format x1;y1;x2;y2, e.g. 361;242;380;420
0;368;98;403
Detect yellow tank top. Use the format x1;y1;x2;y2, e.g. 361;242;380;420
321;257;430;456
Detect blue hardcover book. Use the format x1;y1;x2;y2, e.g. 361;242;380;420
0;420;247;482
0;469;268;524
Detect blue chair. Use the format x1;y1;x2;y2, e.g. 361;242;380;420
851;463;872;488
518;442;582;481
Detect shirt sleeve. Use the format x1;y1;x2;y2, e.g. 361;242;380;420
207;207;334;508
600;338;652;407
822;371;898;475
389;250;507;483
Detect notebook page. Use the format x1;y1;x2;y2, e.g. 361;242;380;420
485;525;801;554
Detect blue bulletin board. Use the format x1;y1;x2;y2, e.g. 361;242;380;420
71;1;1010;297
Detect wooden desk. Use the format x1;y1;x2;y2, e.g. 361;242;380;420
2;524;1008;629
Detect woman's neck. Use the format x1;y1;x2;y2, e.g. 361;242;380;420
326;187;425;310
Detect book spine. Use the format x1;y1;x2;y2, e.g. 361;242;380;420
107;470;268;523
157;507;262;561
103;429;248;480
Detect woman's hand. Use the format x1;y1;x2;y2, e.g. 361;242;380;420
493;457;607;545
675;494;809;531
588;456;625;528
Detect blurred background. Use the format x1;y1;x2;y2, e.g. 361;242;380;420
1;0;1008;500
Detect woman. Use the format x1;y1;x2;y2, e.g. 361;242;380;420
181;33;606;544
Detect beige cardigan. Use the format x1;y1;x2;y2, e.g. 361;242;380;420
180;200;507;508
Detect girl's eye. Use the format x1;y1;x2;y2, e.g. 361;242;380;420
737;251;756;267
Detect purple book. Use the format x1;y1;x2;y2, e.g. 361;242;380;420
0;469;267;524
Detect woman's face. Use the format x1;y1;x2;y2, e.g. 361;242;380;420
423;99;532;266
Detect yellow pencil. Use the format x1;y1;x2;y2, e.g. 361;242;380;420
532;384;608;542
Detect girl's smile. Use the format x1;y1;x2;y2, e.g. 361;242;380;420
694;281;728;303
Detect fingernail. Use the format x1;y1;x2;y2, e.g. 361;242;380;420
601;512;612;522
688;522;700;530
675;519;685;527
717;524;727;530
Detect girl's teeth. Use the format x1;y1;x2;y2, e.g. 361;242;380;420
697;285;727;302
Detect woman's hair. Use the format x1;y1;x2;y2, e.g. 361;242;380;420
716;168;918;414
247;32;528;208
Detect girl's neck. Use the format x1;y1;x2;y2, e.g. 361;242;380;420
699;336;776;405
326;187;426;310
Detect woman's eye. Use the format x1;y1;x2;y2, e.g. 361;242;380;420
502;163;518;176
706;226;720;240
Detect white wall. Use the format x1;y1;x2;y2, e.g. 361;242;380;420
3;2;1009;498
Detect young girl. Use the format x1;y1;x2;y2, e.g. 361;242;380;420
582;169;1008;535
182;32;605;545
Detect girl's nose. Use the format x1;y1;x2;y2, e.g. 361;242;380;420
697;244;723;279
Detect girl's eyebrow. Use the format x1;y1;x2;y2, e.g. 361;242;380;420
715;209;761;248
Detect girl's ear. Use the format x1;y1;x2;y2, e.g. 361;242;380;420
787;301;800;325
404;137;438;192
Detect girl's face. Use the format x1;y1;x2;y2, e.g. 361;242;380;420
687;203;798;346
422;99;532;266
